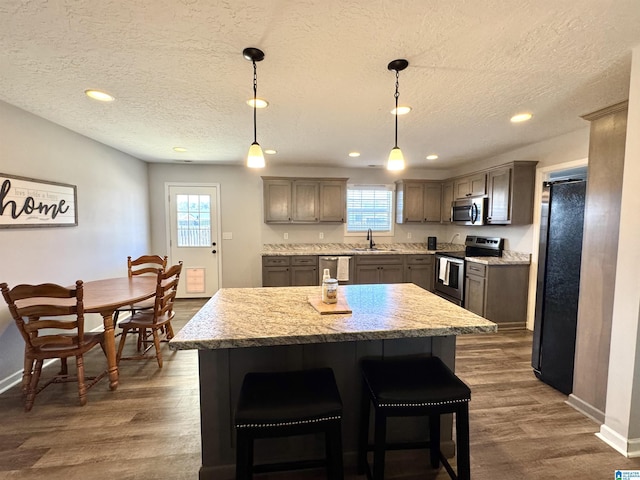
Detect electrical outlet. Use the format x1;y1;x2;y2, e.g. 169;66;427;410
407;232;412;239
284;232;289;240
319;232;324;239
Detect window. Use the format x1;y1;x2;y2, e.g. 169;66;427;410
345;184;395;235
176;194;211;247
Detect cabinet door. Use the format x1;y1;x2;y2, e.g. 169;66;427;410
263;180;292;223
402;182;425;222
406;264;433;291
469;173;487;196
487;167;512;224
263;267;290;287
291;266;318;286
355;265;381;284
465;274;485;316
441;182;453;223
423;183;442;222
379;265;405;284
319;181;345;222
292;181;319;222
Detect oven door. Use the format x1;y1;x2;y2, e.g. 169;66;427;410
434;254;465;306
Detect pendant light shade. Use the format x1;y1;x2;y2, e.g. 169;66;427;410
243;47;265;168
387;59;409;171
247;142;265;168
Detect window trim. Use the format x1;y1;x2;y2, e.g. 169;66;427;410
343;183;395;237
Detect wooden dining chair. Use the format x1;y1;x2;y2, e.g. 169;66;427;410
113;254;168;323
0;280;108;411
116;262;182;368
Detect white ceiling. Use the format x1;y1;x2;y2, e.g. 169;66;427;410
1;0;639;170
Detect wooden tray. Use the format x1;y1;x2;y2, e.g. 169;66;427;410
307;295;352;315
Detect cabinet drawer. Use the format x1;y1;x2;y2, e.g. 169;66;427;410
406;255;433;265
466;262;486;277
291;255;318;266
355;255;403;265
263;256;291;267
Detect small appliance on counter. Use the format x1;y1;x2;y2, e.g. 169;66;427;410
434;235;503;306
427;236;437;250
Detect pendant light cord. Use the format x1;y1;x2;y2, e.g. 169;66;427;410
253;60;258;143
394;69;399;148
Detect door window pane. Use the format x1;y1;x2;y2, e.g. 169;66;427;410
176;194;211;247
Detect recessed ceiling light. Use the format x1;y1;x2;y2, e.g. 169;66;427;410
84;89;114;102
511;112;532;123
246;98;269;108
426;154;439;160
173;147;187;152
349;152;361;157
264;149;277;155
391;106;412;115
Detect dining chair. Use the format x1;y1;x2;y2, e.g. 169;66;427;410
0;280;108;411
116;262;182;368
113;254;168;323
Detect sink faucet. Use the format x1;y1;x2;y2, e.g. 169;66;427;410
366;228;376;249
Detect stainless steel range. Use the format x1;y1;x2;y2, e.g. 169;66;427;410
434;235;504;306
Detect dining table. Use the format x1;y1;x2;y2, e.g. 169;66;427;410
15;276;159;390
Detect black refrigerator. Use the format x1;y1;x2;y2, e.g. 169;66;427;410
531;179;587;395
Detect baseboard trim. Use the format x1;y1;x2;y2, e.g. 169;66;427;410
566;394;605;424
596;425;640;458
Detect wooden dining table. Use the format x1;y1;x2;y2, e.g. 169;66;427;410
16;276;159;390
80;276;159;390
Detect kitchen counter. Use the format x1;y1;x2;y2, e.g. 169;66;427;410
169;283;497;350
261;242;530;264
170;283;496;479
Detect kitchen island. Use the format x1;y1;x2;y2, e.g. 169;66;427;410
169;283;496;480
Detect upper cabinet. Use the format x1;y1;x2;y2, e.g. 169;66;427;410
486;161;537;225
441;181;454;223
395;180;442;224
453;172;486;199
262;177;347;224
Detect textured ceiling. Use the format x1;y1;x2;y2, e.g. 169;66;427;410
1;0;639;169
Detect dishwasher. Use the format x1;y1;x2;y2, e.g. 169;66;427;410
318;256;353;285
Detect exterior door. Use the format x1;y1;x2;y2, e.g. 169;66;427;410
167;184;221;298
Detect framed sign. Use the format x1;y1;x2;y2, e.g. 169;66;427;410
0;173;78;228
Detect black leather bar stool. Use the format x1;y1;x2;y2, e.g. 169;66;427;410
357;356;471;480
234;367;344;480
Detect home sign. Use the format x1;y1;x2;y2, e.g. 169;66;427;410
0;173;78;228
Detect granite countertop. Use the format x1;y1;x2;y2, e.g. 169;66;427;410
261;243;530;265
169;283;497;351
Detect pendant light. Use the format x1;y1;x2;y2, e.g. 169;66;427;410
387;59;409;171
243;47;265;168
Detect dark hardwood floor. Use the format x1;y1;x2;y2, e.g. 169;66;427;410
1;298;638;479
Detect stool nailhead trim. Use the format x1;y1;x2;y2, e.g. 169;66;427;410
236;414;342;429
378;398;470;408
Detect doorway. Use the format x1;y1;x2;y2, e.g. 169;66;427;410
165;183;221;298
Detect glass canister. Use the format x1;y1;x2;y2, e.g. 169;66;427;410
322;278;338;304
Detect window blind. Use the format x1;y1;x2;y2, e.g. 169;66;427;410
346;185;394;232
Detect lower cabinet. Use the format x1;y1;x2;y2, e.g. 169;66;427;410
354;255;405;284
262;256;318;287
405;255;435;292
465;261;529;329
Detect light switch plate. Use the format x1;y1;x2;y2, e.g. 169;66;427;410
222;232;233;240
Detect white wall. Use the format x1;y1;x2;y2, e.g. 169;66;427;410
0;101;151;388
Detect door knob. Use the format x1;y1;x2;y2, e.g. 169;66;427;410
212;242;217;246
212;249;217;254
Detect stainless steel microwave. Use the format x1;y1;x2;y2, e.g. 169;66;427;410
451;196;488;225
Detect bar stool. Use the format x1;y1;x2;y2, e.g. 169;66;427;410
234;367;344;480
357;356;471;480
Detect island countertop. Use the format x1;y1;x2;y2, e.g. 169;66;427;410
169;283;497;351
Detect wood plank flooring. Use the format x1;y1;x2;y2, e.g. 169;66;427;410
1;298;639;479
